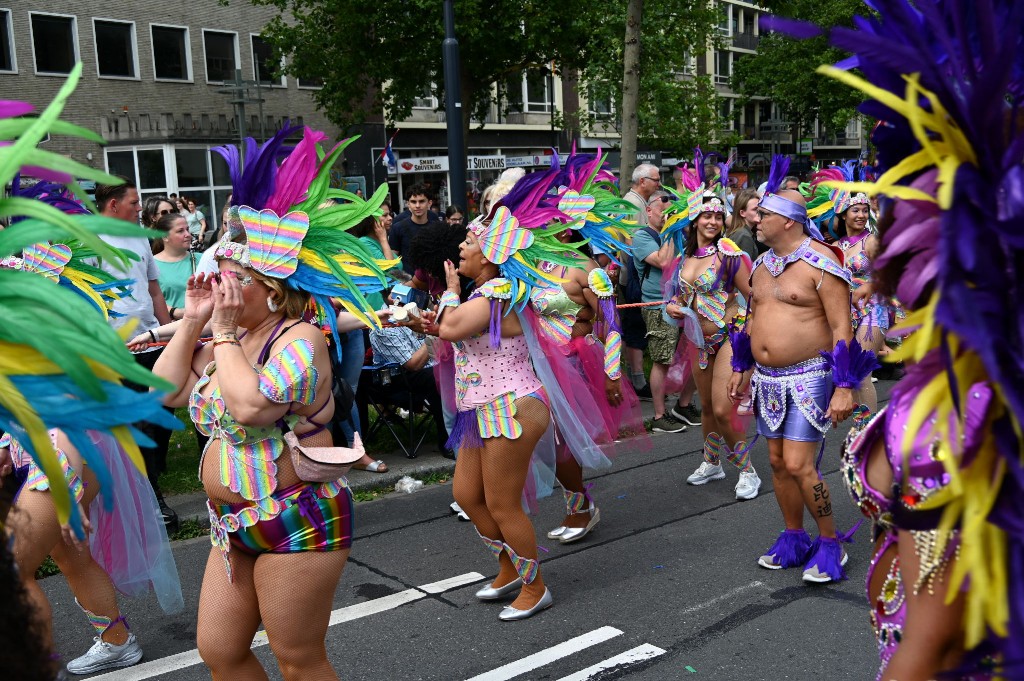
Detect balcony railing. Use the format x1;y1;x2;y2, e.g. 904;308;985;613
816;134;862;146
732;33;759;50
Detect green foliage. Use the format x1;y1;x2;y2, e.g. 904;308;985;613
730;0;868;137
575;0;735;154
252;0;731;150
170;518;208;541
35;556;61;580
254;0;605;131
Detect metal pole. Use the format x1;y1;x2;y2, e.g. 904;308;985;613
442;0;466;211
235;70;247;143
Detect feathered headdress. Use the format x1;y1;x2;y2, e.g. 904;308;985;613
805;161;870;239
0;64;181;532
758;154;825;241
468;168;585;308
768;0;1024;671
213;127;399;344
549;148;639;263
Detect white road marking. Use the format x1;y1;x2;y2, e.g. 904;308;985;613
420;571;486;594
90;572;487;680
554;644;668;681
465;626;624;681
679;580;766;615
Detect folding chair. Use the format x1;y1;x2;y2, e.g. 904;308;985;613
356;362;434;458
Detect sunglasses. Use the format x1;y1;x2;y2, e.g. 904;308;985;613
158;208;173;215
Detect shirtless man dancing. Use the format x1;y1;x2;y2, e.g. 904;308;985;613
728;189;874;584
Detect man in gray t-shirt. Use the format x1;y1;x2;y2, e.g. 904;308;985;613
93;179;177;530
631;191;687;433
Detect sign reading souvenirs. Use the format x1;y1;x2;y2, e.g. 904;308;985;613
397;157;450;174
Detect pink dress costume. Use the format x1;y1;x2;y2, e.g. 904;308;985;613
0;430;183;613
445;281;552;478
191;332;353;582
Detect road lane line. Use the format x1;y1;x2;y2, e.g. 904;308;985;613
554;644;668;681
420;571;486;594
679;580;766;615
465;626;624;681
90;572;484;680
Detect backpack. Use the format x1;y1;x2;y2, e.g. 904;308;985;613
624;226;661;304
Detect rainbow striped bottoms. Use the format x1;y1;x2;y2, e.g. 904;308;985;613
211;482;354;557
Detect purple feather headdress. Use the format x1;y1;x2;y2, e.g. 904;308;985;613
212;125;300;209
763;154;791;195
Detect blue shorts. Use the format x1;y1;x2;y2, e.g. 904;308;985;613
753;358;833;443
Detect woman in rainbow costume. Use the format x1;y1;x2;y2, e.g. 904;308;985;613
663;185;762;501
534;150;646;545
151;126;395;679
0;65;186;679
435;167;600;621
769;0;1024;677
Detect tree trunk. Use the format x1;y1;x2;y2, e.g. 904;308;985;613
618;0;643;184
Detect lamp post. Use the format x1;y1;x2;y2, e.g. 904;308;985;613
443;0;466;211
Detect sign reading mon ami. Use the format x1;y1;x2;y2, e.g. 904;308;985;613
395;155;507;174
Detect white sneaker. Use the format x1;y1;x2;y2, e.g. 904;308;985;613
686;461;725;485
449;501;470;521
66;633;143;674
735;470;762;500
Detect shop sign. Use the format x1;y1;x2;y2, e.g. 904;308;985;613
468;155;506;170
505;154;555;168
396;156;450;174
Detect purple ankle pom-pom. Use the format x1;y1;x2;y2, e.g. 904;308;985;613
764;528;813;568
729;322;755;372
804;536;848;581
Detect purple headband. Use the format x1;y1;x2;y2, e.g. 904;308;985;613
759;193;824;241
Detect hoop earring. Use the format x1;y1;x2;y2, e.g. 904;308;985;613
267;296;279;313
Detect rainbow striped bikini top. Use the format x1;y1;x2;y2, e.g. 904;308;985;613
679;264;729;329
189;337;319;514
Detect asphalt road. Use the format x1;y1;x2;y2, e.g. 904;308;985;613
44;387;891;681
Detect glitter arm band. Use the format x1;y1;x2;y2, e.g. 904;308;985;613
603;330;623;380
729;320;755;373
587;268;619;337
819;339;879;389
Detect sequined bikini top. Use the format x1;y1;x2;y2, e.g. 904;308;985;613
188;337;319;514
531;284;585;345
679;265;728;328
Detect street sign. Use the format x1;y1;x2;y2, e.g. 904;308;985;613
797;138;813;155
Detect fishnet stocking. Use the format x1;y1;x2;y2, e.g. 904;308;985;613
452;395;550;610
197;544;349;681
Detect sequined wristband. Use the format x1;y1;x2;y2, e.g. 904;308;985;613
437;290;460;316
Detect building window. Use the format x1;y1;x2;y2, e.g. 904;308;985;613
297;76;323;89
500;76;524;113
715;51;731;85
525;71;552;113
151;25;190;81
251;35;283;86
93;19;136;78
587;86;613;118
413;83;438;109
203;30;238;83
0;9;15;73
30;13;78;75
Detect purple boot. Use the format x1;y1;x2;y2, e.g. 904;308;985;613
801;536;850;583
757;529;813;569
